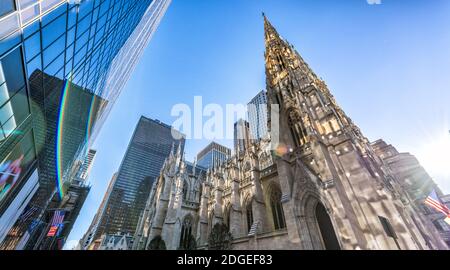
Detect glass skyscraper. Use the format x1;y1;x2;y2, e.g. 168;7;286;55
94;116;185;240
247;90;269;140
0;0;171;249
234;119;251;156
197;142;231;169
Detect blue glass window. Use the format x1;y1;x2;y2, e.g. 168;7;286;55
42;14;66;49
0;47;30;141
43;34;65;67
24;31;41;61
0;48;25;96
0;0;15;18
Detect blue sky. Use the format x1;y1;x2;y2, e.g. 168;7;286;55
65;0;450;248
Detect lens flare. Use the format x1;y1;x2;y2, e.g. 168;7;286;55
416;132;450;178
274;143;292;157
55;79;71;200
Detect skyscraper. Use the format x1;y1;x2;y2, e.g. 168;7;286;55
33;149;97;250
75;149;97;185
94;117;185;240
0;0;171;249
79;172;118;250
234;119;251;156
247;90;269;140
197;142;231;169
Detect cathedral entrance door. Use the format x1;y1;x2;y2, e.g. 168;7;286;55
315;202;341;250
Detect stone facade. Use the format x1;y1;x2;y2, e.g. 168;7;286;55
96;233;134;250
371;139;449;249
132;16;447;250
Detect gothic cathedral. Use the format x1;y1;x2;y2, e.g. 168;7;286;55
132;16;445;250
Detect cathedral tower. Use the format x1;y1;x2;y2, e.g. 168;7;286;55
263;14;442;250
134;16;446;250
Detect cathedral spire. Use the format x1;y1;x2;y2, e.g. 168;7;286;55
263;13;281;44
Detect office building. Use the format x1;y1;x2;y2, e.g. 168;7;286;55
197;142;231;169
79;172;118;250
247;90;268;140
234;119;251;156
93;117;185;240
75;149;96;185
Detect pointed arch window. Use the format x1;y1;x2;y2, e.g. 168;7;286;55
182;182;188;201
224;204;231;230
270;186;286;230
179;216;193;249
246;200;254;233
208;211;214;235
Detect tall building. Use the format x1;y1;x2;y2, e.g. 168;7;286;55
371;139;449;249
247;90;268;140
94;117;185;240
79;172;118;250
75;149;97;184
234;119;251;156
0;0;172;249
35;173;91;250
27;147;96;250
197;142;231;169
135;15;446;250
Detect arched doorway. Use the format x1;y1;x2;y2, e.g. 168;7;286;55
315;202;340;250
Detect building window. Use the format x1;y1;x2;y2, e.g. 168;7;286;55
246;200;253;233
379;216;396;238
182;182;188;201
0;1;15;18
224;205;231;230
270;185;286;230
378;216;401;249
0;129;36;205
0;47;29;141
179;216;193;249
434;219;450;232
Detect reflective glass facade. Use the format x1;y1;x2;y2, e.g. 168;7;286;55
95;117;185;239
197;142;231;169
0;0;171;249
248;90;269;140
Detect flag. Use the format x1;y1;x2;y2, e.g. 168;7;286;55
50;210;65;226
47;226;58;237
424;189;450;216
47;210;65;237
